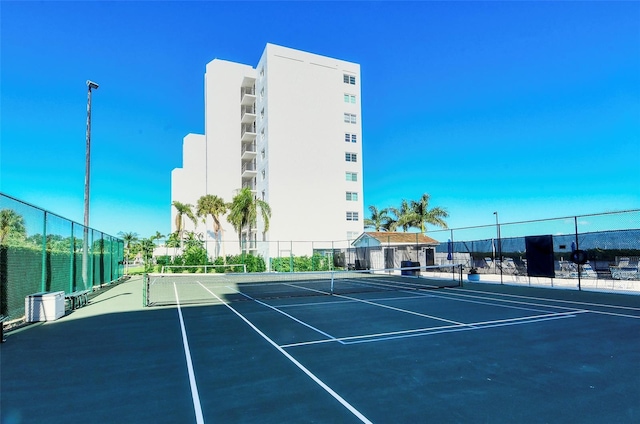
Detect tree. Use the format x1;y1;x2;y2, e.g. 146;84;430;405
227;188;271;253
172;201;197;247
117;231;139;274
364;206;391;232
196;194;227;259
166;232;181;248
139;238;156;272
408;193;449;233
388;200;412;232
0;209;26;245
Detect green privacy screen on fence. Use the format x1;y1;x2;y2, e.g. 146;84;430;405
0;193;124;321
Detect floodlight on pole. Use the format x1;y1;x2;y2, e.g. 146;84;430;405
82;80;99;287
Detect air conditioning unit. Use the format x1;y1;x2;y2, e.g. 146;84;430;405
25;291;65;322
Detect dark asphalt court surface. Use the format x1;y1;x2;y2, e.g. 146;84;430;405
2;279;639;423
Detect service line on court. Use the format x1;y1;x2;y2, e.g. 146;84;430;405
224;285;344;344
281;310;587;348
197;282;374;424
332;292;468;327
431;288;640;319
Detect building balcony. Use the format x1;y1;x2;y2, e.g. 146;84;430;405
240;87;256;106
241;142;257;160
241;105;256;124
241;161;257;180
241;123;256;142
242;182;257;193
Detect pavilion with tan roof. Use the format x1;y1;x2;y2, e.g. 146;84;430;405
351;232;440;270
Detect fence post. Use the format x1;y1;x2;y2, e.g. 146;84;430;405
41;211;47;292
574;216;581;291
289;241;293;272
70;222;75;293
450;229;455;279
330;241;334;271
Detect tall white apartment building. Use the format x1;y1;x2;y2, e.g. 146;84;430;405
171;43;364;259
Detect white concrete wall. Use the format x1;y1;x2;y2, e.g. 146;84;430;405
172;44;364;260
257;44;364;249
171;133;206;234
203;59;257;256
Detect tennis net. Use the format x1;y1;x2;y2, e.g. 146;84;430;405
144;264;463;307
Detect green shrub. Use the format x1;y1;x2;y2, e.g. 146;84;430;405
270;254;331;272
213;254;265;273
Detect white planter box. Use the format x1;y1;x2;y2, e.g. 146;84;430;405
25;291;65;322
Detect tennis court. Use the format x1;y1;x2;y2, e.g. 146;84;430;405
2;271;639;423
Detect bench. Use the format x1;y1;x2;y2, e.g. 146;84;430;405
65;290;90;310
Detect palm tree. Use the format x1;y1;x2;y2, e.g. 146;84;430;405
364;206;390;232
0;209;26;245
227;188;271;253
139;238;157;272
172;201;197;247
408;193;449;233
388;200;412;232
117;231;139;274
166;232;181;248
196;194;227;259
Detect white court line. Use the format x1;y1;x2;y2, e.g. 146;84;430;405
433;290;640;320
174;283;205;424
402;290;561;315
431;290;594;313
197;283;373;424
281;310;586;348
224;285;343;344
578;309;640;320
331;292;468;326
344;312;582;345
276;293;446;308
449;286;640;312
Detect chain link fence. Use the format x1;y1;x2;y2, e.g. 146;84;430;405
428;210;640;292
1;193;125;321
152;210;639;294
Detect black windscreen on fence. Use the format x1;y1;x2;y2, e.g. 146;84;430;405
525;235;555;278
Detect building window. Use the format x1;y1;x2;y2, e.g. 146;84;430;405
346;172;358;182
346;191;358;201
344;94;356;104
343;74;356;85
260;87;264;100
346;211;359;221
260;128;265;141
347;231;359;240
260;108;264;121
345;152;357;162
261;148;265;159
345;133;357;143
260;67;264;80
261;169;266;180
344;113;356;124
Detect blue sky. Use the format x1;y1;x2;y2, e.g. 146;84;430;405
1;1;639;239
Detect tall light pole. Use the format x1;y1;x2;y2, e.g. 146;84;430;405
494;211;503;284
83;80;99;287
